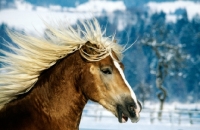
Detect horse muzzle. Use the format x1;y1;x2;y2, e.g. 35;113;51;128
117;100;142;123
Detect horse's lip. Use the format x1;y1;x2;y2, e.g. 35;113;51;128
117;106;128;123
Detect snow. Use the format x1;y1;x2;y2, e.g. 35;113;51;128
166;53;173;61
0;9;83;34
2;0;199;33
146;1;200;22
80;103;200;130
80;121;200;130
15;0;33;11
0;0;125;34
49;5;62;12
75;0;125;13
13;0;126;13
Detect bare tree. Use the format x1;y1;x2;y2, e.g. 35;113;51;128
142;39;187;120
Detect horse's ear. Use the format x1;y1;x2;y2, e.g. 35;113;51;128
111;50;120;61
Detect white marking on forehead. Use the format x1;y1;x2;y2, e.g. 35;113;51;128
113;59;141;114
109;52;141;116
113;60;137;102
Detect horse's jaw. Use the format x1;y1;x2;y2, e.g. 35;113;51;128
98;98;141;124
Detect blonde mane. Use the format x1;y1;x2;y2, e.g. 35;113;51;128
0;19;124;109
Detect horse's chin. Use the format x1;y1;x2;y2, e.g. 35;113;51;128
116;105;139;123
117;106;128;123
117;110;128;123
99;100;138;123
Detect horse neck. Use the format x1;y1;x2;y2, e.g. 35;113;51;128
0;51;88;130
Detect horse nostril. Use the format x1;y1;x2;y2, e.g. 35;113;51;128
127;104;136;117
130;106;134;111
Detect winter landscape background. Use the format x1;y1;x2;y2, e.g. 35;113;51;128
0;0;200;129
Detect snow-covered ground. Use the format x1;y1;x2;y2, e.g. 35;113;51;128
80;103;200;130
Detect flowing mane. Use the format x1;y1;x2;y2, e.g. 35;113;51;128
0;19;124;110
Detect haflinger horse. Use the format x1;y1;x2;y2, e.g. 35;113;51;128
0;19;142;130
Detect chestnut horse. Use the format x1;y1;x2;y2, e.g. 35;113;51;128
0;19;141;130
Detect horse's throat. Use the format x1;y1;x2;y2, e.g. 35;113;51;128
62;92;88;129
30;84;87;129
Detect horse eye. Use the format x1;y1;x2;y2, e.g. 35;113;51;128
101;68;112;75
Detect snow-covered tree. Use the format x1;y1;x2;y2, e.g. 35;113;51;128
142;39;187;120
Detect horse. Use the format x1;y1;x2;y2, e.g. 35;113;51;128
0;19;142;130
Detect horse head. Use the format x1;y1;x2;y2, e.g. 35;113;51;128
79;41;142;123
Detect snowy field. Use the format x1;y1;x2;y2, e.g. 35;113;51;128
80;103;200;130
